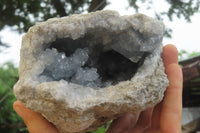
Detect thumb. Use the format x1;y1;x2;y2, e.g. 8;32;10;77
13;100;59;133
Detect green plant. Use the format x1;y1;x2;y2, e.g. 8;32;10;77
0;62;27;133
89;121;111;133
178;50;200;61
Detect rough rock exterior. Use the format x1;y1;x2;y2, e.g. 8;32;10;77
14;10;168;133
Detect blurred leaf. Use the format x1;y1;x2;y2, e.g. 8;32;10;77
188;51;200;58
178;50;200;61
89;121;111;133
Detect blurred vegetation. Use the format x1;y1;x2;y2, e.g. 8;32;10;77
178;49;200;61
0;0;107;34
0;62;27;133
0;0;107;46
127;0;200;38
89;122;111;133
128;0;200;22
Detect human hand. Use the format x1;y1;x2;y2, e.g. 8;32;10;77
13;44;183;133
106;44;183;133
13;100;59;133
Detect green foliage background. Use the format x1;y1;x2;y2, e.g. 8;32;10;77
0;62;27;133
178;50;200;61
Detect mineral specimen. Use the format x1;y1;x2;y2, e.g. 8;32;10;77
14;10;169;133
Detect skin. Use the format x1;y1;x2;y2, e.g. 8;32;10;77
13;44;183;133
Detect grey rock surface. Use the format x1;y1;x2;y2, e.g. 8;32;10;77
14;10;168;133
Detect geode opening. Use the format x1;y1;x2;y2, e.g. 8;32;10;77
40;35;148;88
14;10;169;133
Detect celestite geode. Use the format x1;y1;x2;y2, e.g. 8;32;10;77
14;10;168;133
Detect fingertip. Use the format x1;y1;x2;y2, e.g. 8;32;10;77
13;100;59;133
164;44;178;54
164;44;177;49
13;100;21;108
163;44;179;67
13;100;38;119
13;100;26;119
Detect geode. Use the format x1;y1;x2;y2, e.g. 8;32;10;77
14;10;168;133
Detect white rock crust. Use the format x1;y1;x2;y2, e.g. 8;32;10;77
14;10;168;133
